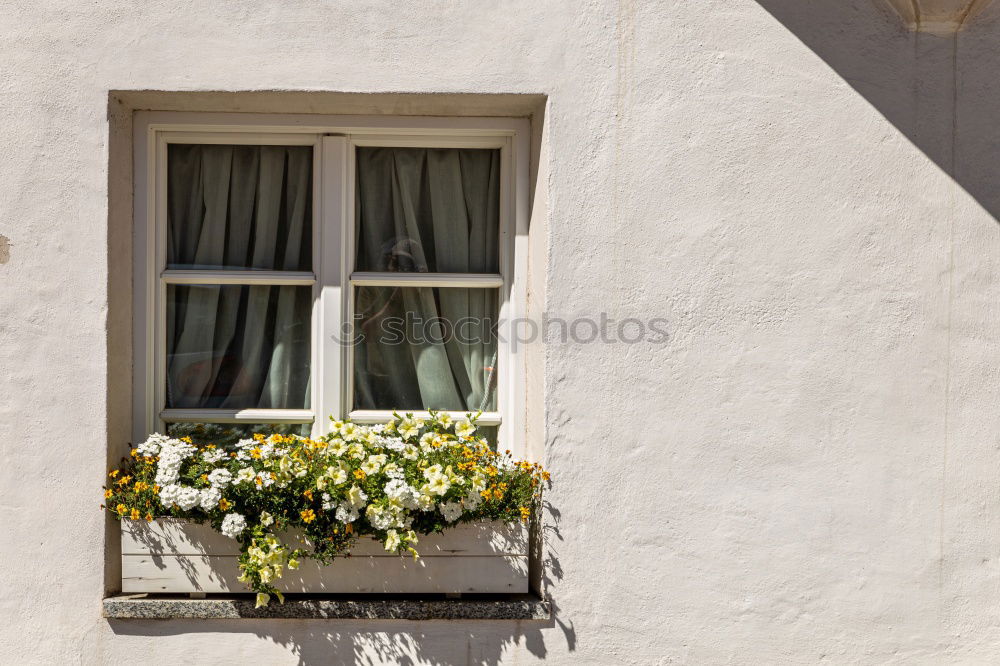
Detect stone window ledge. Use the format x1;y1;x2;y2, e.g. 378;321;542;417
103;594;551;620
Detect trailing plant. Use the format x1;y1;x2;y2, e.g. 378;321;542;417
102;412;549;607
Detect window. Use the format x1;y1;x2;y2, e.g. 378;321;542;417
133;115;527;454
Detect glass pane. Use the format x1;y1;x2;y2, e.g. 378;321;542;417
165;422;312;447
355;147;500;273
167;144;313;270
352;286;498;411
166;285;311;409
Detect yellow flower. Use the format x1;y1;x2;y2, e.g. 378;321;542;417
303;489;313;501
130;449;139;458
353;469;366;480
180;436;193;444
104;489;113;499
130;508;141;520
218;498;231;511
519;506;531;522
144;512;154;522
250;447;262;459
300;509;316;523
108;470;119;478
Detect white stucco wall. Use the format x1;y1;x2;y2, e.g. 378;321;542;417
3;0;1000;663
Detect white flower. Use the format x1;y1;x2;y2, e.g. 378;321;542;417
398;418;421;439
426;475;451;496
383;462;404;480
417;493;435;511
462;490;482;511
335;502;359;523
158;484;181;507
366;504;396;530
176;486;201;510
360;459;381;475
328;440;348;456
384;529;401;551
423;464;443;481
340;422;359;440
321;493;335;510
255;593;270;608
471;473;487;492
419;432;436;451
202;448;228;464
384;479;420;510
435;412;453;427
402;445;419;461
153;439;196;486
199;486;222;511
136;435;165;457
346;485;368;508
259;511;274;527
207;468;233;488
235;467;255;484
454;419;476;438
220;513;247;539
439;501;463;522
379;436;406;452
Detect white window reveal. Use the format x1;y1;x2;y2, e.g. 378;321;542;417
133;114;529;457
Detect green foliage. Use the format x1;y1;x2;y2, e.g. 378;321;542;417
103;412;549;606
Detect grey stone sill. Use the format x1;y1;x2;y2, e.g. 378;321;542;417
103;594;551;620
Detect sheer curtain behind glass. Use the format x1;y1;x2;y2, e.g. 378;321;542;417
166;144;312;410
354;147;500;412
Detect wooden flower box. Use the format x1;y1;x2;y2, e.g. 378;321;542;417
121;518;528;595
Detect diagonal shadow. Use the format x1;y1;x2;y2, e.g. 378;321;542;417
752;0;1000;222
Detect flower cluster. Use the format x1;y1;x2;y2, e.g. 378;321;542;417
103;412;549;606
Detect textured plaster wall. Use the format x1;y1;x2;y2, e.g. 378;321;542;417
3;0;1000;663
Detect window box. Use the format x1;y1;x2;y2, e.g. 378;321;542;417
121;518;528;595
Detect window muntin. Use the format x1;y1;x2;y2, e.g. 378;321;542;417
140;122;520;450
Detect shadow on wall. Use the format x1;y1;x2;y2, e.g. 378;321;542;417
752;0;1000;222
108;619;546;665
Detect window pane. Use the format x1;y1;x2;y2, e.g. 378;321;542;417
165;422;312;447
355;147;500;273
352;286;498;411
167;144;313;270
166;285;311;409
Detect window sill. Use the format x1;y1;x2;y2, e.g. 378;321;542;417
102;593;551;621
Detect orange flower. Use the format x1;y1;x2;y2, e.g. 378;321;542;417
144;512;154;522
303;489;313;501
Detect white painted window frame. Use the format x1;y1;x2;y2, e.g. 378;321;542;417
133;112;529;456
